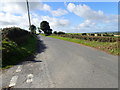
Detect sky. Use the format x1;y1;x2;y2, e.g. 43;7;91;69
0;2;118;33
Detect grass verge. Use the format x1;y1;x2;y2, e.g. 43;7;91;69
2;35;37;69
47;35;119;56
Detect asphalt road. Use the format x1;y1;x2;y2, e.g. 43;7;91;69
1;35;118;88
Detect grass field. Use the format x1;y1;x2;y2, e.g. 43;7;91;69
46;35;119;56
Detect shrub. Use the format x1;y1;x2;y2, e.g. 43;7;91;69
53;31;58;34
2;27;37;68
57;31;65;35
82;33;87;36
2;27;30;45
2;40;24;66
90;34;95;36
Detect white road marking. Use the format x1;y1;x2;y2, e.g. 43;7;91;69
9;76;18;87
26;74;34;83
16;66;22;72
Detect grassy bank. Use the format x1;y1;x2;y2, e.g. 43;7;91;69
47;35;119;56
2;35;37;69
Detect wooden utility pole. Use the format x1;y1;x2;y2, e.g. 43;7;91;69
26;0;31;30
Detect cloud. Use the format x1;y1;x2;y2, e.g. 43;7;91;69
0;12;29;29
0;2;42;15
78;20;96;28
1;1;68;18
67;3;117;22
67;3;105;21
0;2;117;33
76;19;118;33
40;16;70;29
39;4;68;16
50;8;68;16
67;3;118;33
42;4;51;11
0;11;70;32
0;2;69;30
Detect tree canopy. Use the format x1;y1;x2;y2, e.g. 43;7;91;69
40;21;52;36
29;24;36;34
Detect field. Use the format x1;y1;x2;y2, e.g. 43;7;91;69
46;34;120;56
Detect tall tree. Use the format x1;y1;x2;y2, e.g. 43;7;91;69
40;21;52;36
29;25;36;34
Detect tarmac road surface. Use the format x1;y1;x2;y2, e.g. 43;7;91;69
1;35;118;88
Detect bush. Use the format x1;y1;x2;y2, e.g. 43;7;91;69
57;31;65;35
53;31;58;34
90;34;95;36
2;27;30;45
82;33;87;36
1;27;37;68
2;40;24;66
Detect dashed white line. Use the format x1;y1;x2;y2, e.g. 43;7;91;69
9;76;18;87
16;66;22;72
26;74;34;83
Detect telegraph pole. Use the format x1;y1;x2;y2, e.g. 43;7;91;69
26;0;31;30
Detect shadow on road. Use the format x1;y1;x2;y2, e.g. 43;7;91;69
20;37;47;64
37;39;47;54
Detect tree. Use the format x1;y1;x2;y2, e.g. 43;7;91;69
82;33;87;36
53;31;57;34
57;31;65;35
29;24;36;34
40;21;52;36
38;27;42;33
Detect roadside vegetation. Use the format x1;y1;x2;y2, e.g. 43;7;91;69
43;32;120;56
2;27;37;68
1;20;52;69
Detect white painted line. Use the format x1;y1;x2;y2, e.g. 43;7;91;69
9;76;18;87
26;74;34;83
16;66;22;72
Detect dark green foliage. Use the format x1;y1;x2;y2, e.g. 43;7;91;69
103;34;114;37
57;31;65;35
40;21;50;31
2;40;24;66
40;21;52;36
82;33;87;36
97;34;101;36
2;27;37;68
29;24;36;34
2;27;30;45
53;31;58;34
90;34;95;36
